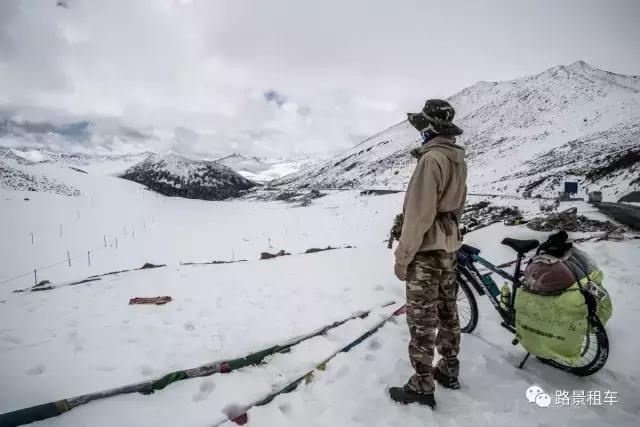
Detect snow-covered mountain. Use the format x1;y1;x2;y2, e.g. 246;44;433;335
216;153;317;183
3;62;637;201
0;146;306;198
0;147;82;195
2;147;150;167
120;153;255;200
274;61;640;201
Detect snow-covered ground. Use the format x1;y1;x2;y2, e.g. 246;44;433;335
1;160;639;426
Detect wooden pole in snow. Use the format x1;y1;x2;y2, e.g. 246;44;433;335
87;251;91;266
67;251;71;267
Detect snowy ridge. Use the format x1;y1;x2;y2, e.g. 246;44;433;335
215;153;268;174
0;147;38;166
274;62;640;200
274;120;416;189
502;123;640;195
0;148;81;196
6;148;151;168
120;153;256;200
215;153;316;183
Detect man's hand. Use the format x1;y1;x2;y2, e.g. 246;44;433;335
394;261;408;281
388;213;404;249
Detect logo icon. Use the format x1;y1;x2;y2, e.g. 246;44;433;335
526;385;551;408
535;393;551;407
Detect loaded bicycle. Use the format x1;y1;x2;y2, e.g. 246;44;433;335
453;237;609;376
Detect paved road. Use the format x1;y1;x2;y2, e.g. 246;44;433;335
594;202;640;230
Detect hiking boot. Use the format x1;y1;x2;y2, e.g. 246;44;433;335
388;386;436;408
433;368;460;390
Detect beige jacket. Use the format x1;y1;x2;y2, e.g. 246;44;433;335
394;136;467;266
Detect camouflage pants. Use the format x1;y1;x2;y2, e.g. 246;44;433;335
405;250;460;394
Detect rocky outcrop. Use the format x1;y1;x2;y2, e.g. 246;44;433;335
121;153;255;201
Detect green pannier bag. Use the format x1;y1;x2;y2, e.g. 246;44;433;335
514;247;612;364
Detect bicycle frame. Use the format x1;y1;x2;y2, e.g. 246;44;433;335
456;242;610;376
457;244;526;332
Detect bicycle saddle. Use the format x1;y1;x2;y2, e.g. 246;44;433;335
501;238;539;254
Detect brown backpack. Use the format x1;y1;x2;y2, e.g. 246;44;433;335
522;253;577;294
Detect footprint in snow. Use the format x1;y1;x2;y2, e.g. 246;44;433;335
24;339;52;349
278;402;292;414
184;322;195;331
26;364;46;375
192;379;216;402
3;336;22;345
374;284;384;291
368;338;382;351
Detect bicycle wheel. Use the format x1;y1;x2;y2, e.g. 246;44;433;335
455;273;479;334
537;315;609;376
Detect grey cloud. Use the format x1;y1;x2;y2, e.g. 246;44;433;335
0;0;639;158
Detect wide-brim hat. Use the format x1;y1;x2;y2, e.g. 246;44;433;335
407;99;463;136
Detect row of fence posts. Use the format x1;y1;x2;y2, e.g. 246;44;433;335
23;213;152;286
27;230;125;247
26;217;151;245
3;205;157;288
29;237;122;286
23;204;155;246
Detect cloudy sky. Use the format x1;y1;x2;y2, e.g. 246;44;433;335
1;0;639;158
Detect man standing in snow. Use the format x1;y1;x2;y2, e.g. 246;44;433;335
389;99;467;408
